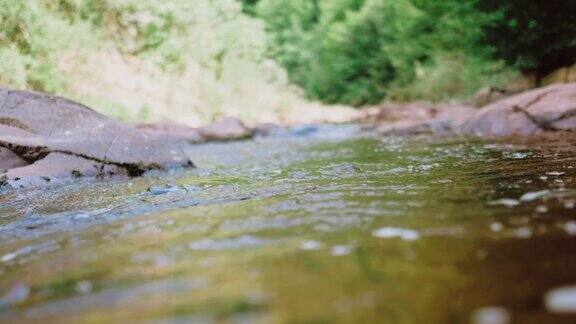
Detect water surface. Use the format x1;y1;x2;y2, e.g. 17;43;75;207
1;126;576;323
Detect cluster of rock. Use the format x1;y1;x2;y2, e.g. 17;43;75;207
0;88;252;188
2;82;575;188
366;83;576;138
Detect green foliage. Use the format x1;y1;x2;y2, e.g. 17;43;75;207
479;0;576;78
256;0;511;105
0;0;290;123
0;0;96;92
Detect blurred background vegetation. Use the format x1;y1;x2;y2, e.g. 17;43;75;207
0;0;575;123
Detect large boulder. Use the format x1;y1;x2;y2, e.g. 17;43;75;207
0;88;194;186
460;83;576;137
366;102;477;136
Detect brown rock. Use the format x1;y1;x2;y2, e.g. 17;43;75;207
0;148;27;173
4;153;126;188
197;117;253;141
460;83;576;137
374;103;476;136
541;64;576;86
0;88;194;184
471;86;507;107
133;122;204;143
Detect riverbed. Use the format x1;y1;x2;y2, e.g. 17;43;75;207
1;125;576;323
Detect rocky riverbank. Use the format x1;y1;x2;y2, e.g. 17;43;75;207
364;83;576;137
2;83;576;188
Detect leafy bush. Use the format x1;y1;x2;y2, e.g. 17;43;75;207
479;0;576;78
256;0;511;105
0;0;96;92
0;0;305;124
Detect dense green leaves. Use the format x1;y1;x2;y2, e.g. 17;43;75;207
255;0;511;105
479;0;576;77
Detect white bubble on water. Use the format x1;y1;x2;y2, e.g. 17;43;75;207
490;223;504;232
372;227;419;241
520;190;550;202
0;253;17;263
514;227;533;239
545;285;576;313
300;240;323;250
536;205;548;213
564;222;576;235
330;245;352;256
471;306;510;324
489;199;520;208
75;281;93;294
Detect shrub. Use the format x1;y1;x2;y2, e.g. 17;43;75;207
479;0;576;78
256;0;509;105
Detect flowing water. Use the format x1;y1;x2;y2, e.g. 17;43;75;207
1;125;576;323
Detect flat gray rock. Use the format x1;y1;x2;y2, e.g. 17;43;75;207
0;88;194;186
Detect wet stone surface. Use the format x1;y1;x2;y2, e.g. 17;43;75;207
1;125;576;322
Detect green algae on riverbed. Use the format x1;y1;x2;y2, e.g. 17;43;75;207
1;128;576;323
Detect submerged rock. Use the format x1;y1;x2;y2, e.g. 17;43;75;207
0;88;194;187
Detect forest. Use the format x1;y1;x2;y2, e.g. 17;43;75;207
1;0;575;117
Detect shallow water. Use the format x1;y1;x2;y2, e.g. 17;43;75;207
1;126;576;323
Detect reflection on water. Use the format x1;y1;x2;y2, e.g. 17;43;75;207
1;127;576;323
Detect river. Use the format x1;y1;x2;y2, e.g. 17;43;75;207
1;125;576;323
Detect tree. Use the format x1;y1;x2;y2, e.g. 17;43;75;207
479;0;576;79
